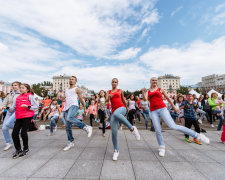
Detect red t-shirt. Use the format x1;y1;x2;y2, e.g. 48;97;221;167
148;88;166;112
109;89;125;113
136;99;142;109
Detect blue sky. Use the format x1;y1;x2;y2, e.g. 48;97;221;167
0;0;224;91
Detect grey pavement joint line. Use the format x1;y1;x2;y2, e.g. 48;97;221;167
63;129;98;179
99;130;110;179
141;131;173;180
160;130;211;180
124;130;137;180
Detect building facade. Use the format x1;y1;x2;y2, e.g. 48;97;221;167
200;74;225;93
53;74;70;92
158;74;180;95
0;81;11;95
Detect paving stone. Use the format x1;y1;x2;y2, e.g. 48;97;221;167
65;160;103;179
0;158;23;174
1;159;48;177
29;147;60;159
176;149;216;163
127;140;149;149
53;147;84;159
162;162;208;180
133;161;171;180
78;147;106;160
192;162;225;180
105;147;130;160
152;148;186;162
203;150;225;162
129;148;158;161
100;160;135;180
31;159;74;178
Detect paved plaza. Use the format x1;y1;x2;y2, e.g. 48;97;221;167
0;129;224;180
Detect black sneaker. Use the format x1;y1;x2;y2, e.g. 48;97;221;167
24;148;29;155
18;151;25;158
12;150;23;159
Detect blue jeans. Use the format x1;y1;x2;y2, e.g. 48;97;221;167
2;111;16;144
50;115;59;133
212;110;223;130
142;109;151;129
151;108;198;148
111;107;133;150
63;105;87;142
197;109;206;121
61;111;66;125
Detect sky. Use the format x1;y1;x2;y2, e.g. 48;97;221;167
0;0;225;91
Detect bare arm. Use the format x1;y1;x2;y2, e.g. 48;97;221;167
57;106;61;116
142;88;148;101
76;88;86;113
120;89;129;112
161;89;178;112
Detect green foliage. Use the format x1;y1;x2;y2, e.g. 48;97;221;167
177;86;189;95
195;88;201;93
41;81;53;86
32;83;48;97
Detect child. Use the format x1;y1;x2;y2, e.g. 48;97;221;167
216;97;224;111
10;84;38;158
75;104;85;122
180;93;202;145
221;106;225;143
97;90;107;137
44;98;61;136
86;100;97;126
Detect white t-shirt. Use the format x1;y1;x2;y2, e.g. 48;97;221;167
63;87;79;111
140;100;150;110
127;100;136;110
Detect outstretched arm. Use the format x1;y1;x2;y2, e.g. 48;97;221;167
120;89;129;112
161;89;178;112
76;88;86;113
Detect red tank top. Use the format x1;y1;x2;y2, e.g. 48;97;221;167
109;89;125;113
148;88;166;112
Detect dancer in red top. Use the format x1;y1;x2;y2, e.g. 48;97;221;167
106;78;140;161
142;77;210;157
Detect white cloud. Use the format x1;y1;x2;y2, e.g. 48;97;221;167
140;36;225;84
54;63;156;91
106;48;141;60
171;6;183;17
0;0;159;58
202;3;225;26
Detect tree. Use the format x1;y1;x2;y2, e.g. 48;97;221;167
195;88;201;94
123;90;131;98
32;83;48;97
41;81;53;86
177;86;189;95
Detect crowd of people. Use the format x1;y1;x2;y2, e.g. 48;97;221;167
0;76;224;161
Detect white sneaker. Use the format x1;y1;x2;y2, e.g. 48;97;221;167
131;126;140;140
197;133;210;145
112;150;119;161
84;126;93;138
159;148;165;157
54;125;57;132
120;126;123;130
4;143;13;151
198;119;202;124
63;141;74;151
211;124;214;128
